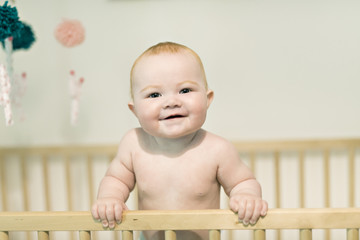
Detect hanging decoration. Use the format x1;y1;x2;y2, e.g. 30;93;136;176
54;19;86;125
0;1;36;126
2;22;36;51
0;1;23;41
0;1;34;126
69;70;84;126
54;19;85;47
0;64;13;126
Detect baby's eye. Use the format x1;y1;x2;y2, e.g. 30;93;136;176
148;92;161;98
179;88;191;94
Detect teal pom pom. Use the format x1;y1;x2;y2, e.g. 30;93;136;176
0;1;24;41
11;22;35;50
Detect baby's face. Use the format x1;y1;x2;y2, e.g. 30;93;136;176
129;52;213;139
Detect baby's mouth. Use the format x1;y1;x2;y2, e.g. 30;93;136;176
162;115;184;120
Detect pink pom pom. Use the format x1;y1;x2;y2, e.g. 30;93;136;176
54;19;85;47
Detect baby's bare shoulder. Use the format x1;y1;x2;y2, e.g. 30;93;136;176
202;131;237;152
119;128;142;146
114;128;142;159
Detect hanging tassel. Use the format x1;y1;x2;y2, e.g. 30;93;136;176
0;64;13;126
4;37;13;84
69;70;84;126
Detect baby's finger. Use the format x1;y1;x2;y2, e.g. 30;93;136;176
98;204;107;221
91;204;100;220
242;200;255;225
106;204;116;228
237;199;247;222
98;205;108;227
249;200;263;225
229;198;239;213
261;200;268;216
114;204;123;224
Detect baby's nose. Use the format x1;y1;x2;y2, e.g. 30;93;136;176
163;95;182;108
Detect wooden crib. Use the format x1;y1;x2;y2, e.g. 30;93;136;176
0;138;359;240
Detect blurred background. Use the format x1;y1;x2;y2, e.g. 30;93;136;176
0;2;359;239
0;0;359;146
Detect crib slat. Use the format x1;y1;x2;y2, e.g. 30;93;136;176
20;156;32;240
209;230;220;240
274;152;281;208
300;229;312;240
114;231;120;240
165;230;176;240
38;231;49;240
323;150;330;240
347;229;359;240
79;230;91;240
274;152;281;240
348;148;355;207
65;156;75;240
20;156;29;211
122;230;133;240
65;156;73;211
42;156;51;211
254;229;265;240
0;231;8;240
0;157;7;211
323;150;330;208
87;156;94;205
298;151;305;208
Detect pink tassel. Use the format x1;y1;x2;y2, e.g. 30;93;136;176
0;64;13;126
69;70;84;125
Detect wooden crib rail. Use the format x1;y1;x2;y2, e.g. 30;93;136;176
0;145;119;155
232;138;360;151
0;208;359;240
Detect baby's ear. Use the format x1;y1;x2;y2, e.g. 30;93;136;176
128;101;136;115
206;90;214;108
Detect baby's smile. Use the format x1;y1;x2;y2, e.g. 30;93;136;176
162;114;185;120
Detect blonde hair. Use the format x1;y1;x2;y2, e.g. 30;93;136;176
130;42;208;99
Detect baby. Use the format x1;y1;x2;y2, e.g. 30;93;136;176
91;42;268;240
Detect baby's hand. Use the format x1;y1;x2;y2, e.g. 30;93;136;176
91;198;128;229
229;194;268;226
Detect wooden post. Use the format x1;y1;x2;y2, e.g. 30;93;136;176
0;232;8;240
323;150;330;240
165;230;176;240
20;156;29;211
42;156;51;211
274;152;281;240
348;148;355;207
347;229;359;240
300;229;312;240
254;229;265;240
209;230;220;240
87;156;94;206
298;151;305;208
122;230;133;240
38;231;49;240
65;156;74;240
0;157;7;211
79;231;91;240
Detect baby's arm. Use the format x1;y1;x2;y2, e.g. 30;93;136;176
91;134;136;228
217;141;268;225
228;178;267;225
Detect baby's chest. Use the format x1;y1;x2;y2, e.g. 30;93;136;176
133;156;219;197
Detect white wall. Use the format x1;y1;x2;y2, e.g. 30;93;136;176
0;0;359;146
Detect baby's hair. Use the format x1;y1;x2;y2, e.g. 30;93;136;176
130;42;208;99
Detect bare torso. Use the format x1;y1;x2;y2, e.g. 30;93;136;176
131;128;222;239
